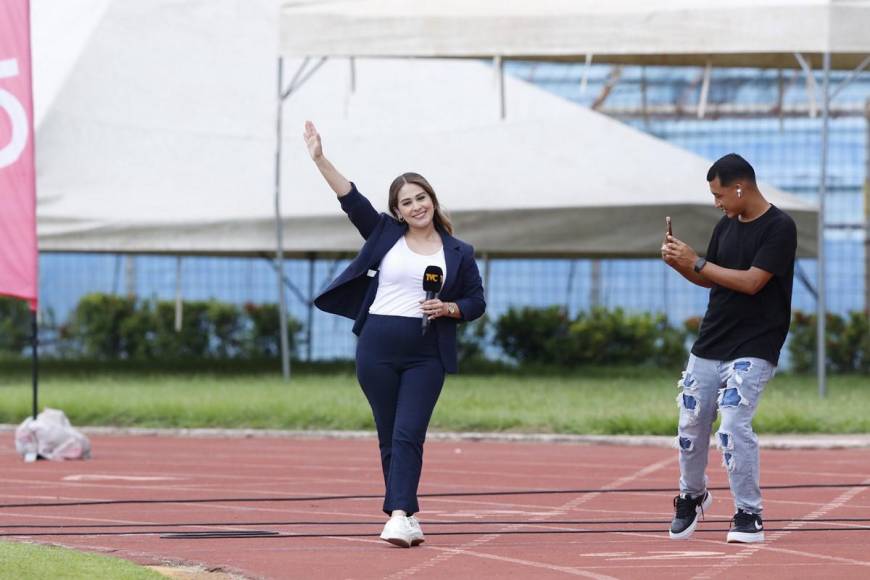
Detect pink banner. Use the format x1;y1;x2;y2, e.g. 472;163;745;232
0;0;38;310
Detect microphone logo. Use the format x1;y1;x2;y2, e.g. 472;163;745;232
421;266;443;335
423;268;443;292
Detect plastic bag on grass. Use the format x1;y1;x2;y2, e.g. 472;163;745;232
15;408;91;462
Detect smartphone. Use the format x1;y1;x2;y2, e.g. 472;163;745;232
666;216;672;237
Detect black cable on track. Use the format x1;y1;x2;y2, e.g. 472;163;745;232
157;526;870;540
1;482;868;510
2;526;870;540
3;517;870;530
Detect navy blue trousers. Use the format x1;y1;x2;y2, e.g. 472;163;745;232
356;314;445;515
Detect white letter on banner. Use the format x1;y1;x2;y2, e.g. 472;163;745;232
0;58;29;169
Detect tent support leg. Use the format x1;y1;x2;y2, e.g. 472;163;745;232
697;60;712;119
482;253;491;305
864;99;869;318
494;56;506;120
817;51;831;397
566;259;577;317
307;253;315;362
580;53;593;95
174;256;183;333
272;55;328;380
794;53;818;117
31;309;38;419
275;57;291;381
590;259;602;308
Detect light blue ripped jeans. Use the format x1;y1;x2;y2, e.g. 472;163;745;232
676;354;775;514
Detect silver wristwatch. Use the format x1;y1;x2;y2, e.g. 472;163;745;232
693;257;707;273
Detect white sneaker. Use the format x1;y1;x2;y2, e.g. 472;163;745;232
380;516;413;548
406;515;425;546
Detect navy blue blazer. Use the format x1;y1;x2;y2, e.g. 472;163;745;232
314;183;486;373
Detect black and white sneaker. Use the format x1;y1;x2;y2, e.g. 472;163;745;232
726;509;764;543
669;491;712;540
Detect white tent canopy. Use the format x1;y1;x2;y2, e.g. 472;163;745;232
279;0;870;69
34;0;817;258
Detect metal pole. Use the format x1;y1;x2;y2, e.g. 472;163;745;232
275;57;291;381
697;60;712;119
566;259;577;317
174;256;183;333
590;259;602;308
640;66;649;128
124;254;136;299
112;255;122;295
482;253;491;305
31;309;38;419
817;52;830;397
580;53;593;95
663;261;669;318
495;56;505;120
865;99;870;314
306;253;315;362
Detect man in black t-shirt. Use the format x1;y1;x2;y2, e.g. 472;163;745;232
661;153;797;544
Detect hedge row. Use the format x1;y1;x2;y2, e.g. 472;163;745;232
487;306;688;368
58;294;302;360
0;297;32;354
1;296;867;372
788;310;870;373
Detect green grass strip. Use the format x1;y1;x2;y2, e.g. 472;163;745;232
0;364;867;435
0;541;163;580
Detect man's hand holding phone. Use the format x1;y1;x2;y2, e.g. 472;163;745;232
662;216;675;266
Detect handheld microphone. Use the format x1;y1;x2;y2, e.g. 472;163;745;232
421;265;444;335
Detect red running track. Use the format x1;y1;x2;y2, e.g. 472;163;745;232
1;434;869;579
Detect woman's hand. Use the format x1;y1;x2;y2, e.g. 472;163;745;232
420;298;447;320
303;120;323;161
304;120;352;197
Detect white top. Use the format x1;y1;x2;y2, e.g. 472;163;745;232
369;236;447;318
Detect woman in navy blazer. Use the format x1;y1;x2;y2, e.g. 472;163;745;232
304;121;485;548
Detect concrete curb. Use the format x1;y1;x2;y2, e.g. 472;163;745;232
2;425;869;449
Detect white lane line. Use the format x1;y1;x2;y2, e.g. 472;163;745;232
331;536;620;580
382;455;677;580
686;479;870;580
62;475;180;482
0;505;384;527
424;546;622;580
332;535;861;575
618;530;870;569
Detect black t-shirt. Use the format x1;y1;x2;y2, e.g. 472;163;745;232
691;205;797;365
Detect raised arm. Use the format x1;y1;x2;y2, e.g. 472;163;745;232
304;120;381;239
303;120;352;197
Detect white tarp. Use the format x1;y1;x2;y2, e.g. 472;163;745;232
34;0;818;258
280;0;870;69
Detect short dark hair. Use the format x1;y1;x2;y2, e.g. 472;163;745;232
706;153;756;186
